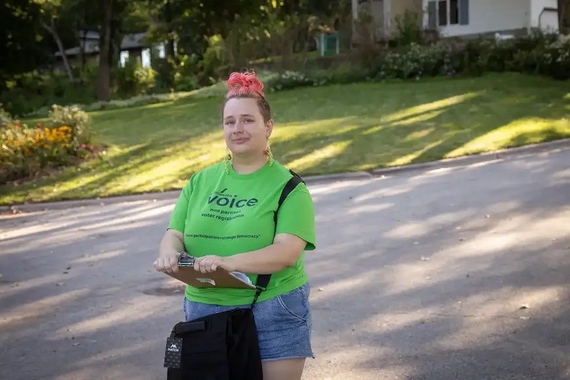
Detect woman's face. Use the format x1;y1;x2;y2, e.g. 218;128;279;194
223;97;273;157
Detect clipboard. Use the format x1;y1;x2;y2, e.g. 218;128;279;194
164;253;256;290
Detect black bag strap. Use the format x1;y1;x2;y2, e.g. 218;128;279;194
250;170;305;308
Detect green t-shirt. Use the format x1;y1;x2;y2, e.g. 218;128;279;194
167;160;316;306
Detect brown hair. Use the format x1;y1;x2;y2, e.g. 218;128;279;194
222;70;272;123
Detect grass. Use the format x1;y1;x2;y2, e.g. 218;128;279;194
1;72;569;206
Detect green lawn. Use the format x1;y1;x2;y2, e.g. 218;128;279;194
1;72;569;206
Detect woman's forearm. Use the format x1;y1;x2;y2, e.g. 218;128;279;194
159;229;185;257
228;236;306;275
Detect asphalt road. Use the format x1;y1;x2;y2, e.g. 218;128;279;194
1;147;570;380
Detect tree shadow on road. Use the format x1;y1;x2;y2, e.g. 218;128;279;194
1;145;570;380
0;198;186;380
303;148;570;379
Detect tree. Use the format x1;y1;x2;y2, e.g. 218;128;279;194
559;0;570;34
0;1;52;91
97;0;113;101
34;0;77;80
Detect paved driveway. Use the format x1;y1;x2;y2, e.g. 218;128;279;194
1;147;570;380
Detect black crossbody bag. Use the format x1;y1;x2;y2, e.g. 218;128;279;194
163;171;304;380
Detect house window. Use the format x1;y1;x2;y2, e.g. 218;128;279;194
428;0;468;28
438;1;447;26
119;51;129;67
450;0;459;24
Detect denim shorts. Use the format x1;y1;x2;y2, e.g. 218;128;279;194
183;282;314;361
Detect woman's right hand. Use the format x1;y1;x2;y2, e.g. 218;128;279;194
153;251;180;274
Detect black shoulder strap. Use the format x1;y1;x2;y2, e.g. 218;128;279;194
274;170;304;227
251;170;305;307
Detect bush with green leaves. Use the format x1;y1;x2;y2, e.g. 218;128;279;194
265;71;312;91
262;65;374;93
0;71;98;117
115;58;158;97
48;105;92;149
370;31;568;81
378;42;457;80
536;34;570;79
310;65;373;86
460;31;565;77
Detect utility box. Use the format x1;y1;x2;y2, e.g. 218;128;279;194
316;33;340;56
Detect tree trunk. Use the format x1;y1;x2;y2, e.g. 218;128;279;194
164;0;176;87
565;1;570;34
97;0;113;101
109;19;122;93
42;19;74;81
81;8;88;72
558;0;570;34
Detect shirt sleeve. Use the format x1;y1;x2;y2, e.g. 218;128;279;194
275;183;316;251
167;180;193;233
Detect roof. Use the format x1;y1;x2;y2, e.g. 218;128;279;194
55;32;149;57
77;30;100;40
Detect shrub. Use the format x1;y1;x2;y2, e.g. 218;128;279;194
378;42;457;80
48;104;92;148
1;121;73;183
115;58;158;97
311;65;373;85
266;70;313;91
0;105;94;184
201;35;227;81
537;34;570;79
0;71;98;117
261;33;563;87
263;66;374;93
460;31;568;78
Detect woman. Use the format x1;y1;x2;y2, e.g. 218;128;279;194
154;70;317;380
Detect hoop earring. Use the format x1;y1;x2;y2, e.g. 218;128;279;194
264;142;274;167
224;148;232;174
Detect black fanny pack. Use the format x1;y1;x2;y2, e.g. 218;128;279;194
163;171;304;380
164;274;270;380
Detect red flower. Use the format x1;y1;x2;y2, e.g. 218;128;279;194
37;123;42;129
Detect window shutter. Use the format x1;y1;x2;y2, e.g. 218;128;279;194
459;0;469;25
428;1;437;29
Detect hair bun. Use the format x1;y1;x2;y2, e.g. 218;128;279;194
226;70;265;97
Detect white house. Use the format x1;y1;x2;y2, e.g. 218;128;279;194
352;0;559;40
423;0;559;38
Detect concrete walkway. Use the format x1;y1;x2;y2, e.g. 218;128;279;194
1;147;570;380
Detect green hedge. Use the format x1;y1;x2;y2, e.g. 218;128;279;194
265;32;570;92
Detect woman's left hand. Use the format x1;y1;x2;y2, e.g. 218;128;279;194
193;255;236;273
